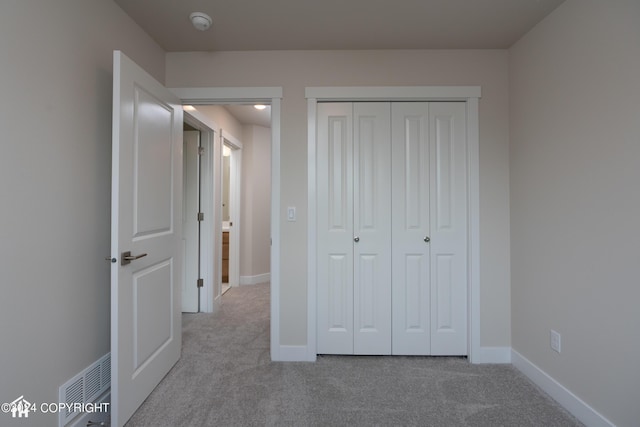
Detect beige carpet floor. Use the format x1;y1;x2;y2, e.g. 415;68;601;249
125;283;582;427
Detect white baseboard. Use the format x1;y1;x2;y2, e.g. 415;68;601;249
274;345;311;362
511;350;614;427
473;346;512;364
239;273;270;286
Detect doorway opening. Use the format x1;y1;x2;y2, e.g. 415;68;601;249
172;86;282;361
178;95;280;352
221;132;243;295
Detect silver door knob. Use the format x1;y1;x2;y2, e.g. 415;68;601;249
354;236;360;243
424;236;430;243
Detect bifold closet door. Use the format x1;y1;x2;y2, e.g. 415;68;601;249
391;103;431;355
317;102;392;355
317;101;467;356
391;102;468;355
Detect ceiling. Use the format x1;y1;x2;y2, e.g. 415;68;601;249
223;105;271;128
114;0;565;52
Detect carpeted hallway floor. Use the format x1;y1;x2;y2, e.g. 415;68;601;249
125;283;582;426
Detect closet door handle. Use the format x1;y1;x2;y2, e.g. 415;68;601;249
424;236;430;243
354;236;360;243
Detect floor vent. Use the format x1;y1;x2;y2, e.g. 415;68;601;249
58;353;110;427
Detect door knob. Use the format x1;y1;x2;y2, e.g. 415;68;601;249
354;236;360;243
424;236;430;243
121;251;148;266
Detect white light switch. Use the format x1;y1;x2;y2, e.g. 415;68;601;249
287;207;296;221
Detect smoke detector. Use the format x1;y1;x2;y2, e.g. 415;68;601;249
190;12;212;31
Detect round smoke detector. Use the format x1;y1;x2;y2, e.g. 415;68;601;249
190;12;212;31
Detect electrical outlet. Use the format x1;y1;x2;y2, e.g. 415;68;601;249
550;330;561;353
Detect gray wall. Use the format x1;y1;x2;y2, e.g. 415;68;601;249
240;125;272;279
166;50;512;348
0;1;165;426
509;0;640;425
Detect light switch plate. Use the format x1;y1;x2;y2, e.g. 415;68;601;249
287;207;296;221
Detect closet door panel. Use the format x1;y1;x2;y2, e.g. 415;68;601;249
353;103;392;355
391;103;431;355
429;102;468;355
317;103;354;354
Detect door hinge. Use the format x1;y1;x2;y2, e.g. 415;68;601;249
198;147;205;156
197;212;204;221
197;278;204;288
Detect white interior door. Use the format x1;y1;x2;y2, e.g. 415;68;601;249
224;134;242;289
353;103;392;354
111;51;183;427
391;103;432;355
428;102;468;355
317;101;468;357
182;130;200;312
316;103;392;355
317;102;354;354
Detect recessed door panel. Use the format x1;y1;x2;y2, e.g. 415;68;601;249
404;254;426;330
434;115;454;231
328;254;350;332
133;260;173;373
133;88;174;239
329;117;350;230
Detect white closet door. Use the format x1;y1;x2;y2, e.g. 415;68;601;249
429;102;468;355
391;103;431;355
317;101;468;357
353;103;392;355
317;103;354;354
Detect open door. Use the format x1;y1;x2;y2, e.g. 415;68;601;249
182;130;200;312
110;51;183;427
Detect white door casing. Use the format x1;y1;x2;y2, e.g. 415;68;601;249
182;130;200;312
111;51;182;427
170;87;282;361
307;87;480;363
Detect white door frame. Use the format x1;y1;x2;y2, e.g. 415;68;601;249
183;108;220;313
306;86;482;363
222;131;243;289
171;87;282;361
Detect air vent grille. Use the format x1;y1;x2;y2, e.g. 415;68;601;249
58;353;110;426
64;377;84;418
101;355;111;388
85;365;101;402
